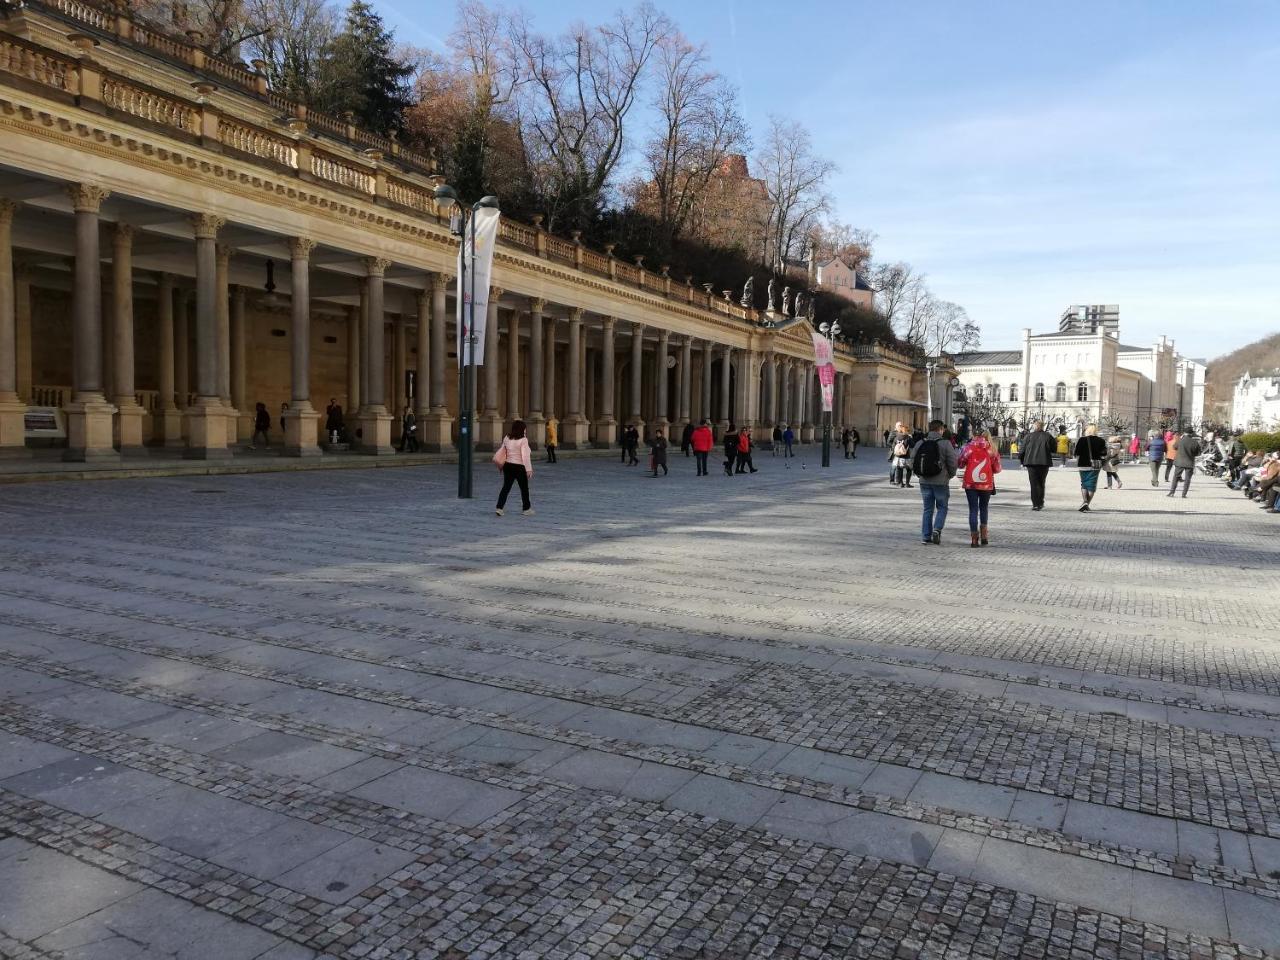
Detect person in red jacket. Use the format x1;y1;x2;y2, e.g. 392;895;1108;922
958;428;1002;547
691;419;714;476
735;427;758;474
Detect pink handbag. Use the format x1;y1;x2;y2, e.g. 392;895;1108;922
492;443;508;469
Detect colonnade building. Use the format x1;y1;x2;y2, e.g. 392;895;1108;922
0;0;949;461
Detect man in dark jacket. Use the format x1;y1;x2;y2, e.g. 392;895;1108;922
680;422;694;457
1146;431;1167;486
723;426;739;476
1167;429;1203;498
1018;420;1056;511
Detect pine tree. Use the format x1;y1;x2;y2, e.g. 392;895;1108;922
319;0;414;135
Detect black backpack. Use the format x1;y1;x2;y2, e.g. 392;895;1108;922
912;438;942;477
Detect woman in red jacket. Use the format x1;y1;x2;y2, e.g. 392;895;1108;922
958;429;1002;547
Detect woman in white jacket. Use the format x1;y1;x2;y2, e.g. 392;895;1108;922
495;419;534;516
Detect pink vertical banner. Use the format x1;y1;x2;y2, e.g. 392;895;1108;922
811;330;836;412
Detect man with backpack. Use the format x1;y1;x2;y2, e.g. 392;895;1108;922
911;419;958;544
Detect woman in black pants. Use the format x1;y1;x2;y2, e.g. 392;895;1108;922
495;420;534;516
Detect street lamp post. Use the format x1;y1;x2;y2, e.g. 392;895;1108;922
433;185;499;500
817;320;841;468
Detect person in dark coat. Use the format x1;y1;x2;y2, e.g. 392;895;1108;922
1146;431;1167;487
1018;420;1056;511
252;402;270;448
849;427;860;459
723;425;739;476
649;430;669;476
841;428;852;459
680;422;694;457
1167;429;1203;498
623;424;640;466
324;398;344;444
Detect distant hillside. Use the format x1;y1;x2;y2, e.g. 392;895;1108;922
1204;331;1280;417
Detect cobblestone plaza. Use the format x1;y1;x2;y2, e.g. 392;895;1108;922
0;456;1277;959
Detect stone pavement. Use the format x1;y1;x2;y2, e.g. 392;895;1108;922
0;451;1277;959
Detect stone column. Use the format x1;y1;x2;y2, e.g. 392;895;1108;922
107;223;144;455
392;306;407;440
561;308;589;448
628;321;645;434
184;212;229;458
506;306;520;419
215;243;235;436
420;272;452;451
345;304;359;425
763;352;776;437
14;263;31;403
654;329;670;435
357;278;369;411
155;273;183;447
476;286;503;450
833;373;843;431
594;316;616;447
413;288;430;427
356;257;392;454
543;317;556;420
63;186;119;460
741;350;759;429
527;298;545;448
282;237;320;456
718;344;733;431
678;336;692;427
700;340;713;430
0;199;26;453
801;365;816;441
231;285;250;441
584;347;596;436
176;292;191;410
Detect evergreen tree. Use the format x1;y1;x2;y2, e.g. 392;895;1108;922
319;0;414;135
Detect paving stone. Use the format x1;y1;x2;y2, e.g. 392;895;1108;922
663;773;784;827
0;844;141;940
272;837;417;905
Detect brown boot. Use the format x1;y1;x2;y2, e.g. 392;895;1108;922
970;531;980;548
980;525;989;546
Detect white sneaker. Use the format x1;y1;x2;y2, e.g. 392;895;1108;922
495;508;504;516
522;508;535;516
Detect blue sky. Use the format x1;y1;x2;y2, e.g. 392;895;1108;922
383;0;1279;360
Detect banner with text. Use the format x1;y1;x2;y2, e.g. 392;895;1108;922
456;207;500;367
811;330;836;413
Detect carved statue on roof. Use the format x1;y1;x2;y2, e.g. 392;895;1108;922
781;286;792;317
766;278;777;313
740;276;754;309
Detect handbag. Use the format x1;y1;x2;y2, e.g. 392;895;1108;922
492;443;508;469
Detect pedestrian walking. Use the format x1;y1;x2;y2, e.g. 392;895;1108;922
1146;431;1166;486
1227;433;1246;483
849;427;860;459
912;419;958;544
1018;419;1055;510
545;416;558;463
1167;428;1203;498
649;430;669;476
692;419;713;476
1103;435;1122;489
772;424;783;456
623;424;640;466
782;424;795;458
1056;428;1071;467
1128;433;1141;463
959;428;1001;547
1164;432;1179;483
1073;424;1108;512
251;401;270;448
324;398;344;444
680;422;694;457
279;401;289;436
890;422;913;487
841;427;852;459
494;419;533;516
735;427;758;473
723;425;738;476
399;406;418;452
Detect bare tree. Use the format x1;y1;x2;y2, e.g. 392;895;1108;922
641;32;747;243
927;300;980;356
240;0;337;101
511;3;671;230
868;262;926;342
811;220;875;272
755;116;835;272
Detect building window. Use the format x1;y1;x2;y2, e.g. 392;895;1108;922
990;384;1001;402
972;384;984;401
1054;382;1067;402
1034;383;1044;402
1009;383;1018;402
1077;381;1089;402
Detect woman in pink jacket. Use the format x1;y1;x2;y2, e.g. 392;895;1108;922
495;420;534;516
958;428;1002;547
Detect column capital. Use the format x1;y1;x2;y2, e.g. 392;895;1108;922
490;285;504;299
567;307;584;323
657;328;670;343
601;316;615;331
189;212;224;239
429;271;451;291
111;221;134;246
364;256;391;277
67;184;110;213
529;297;547;313
631;320;645;334
215;243;234;266
155;270;174;290
0;198;17;224
289;237;316;260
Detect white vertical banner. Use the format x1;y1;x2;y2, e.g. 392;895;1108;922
456;207;500;367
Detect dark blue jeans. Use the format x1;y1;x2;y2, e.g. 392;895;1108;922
920;483;950;540
966;488;991;531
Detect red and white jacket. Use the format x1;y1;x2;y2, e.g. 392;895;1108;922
957;438;1001;491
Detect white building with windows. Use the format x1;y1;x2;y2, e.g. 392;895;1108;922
1232;371;1280;430
952;312;1205;433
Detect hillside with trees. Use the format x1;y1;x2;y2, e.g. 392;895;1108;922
1204;331;1280;420
133;0;973;352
